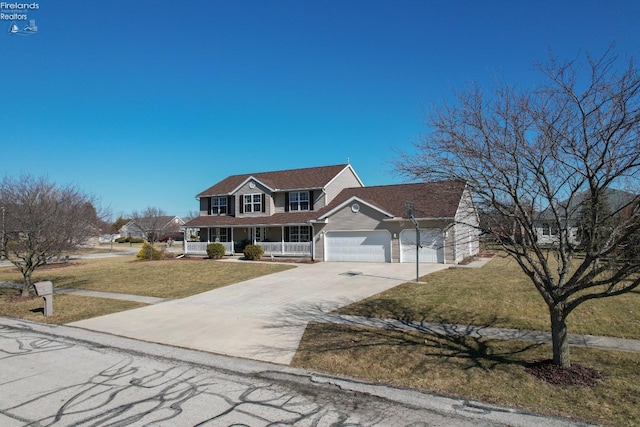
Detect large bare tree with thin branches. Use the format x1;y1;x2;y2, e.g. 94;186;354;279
397;49;640;367
0;175;102;296
129;207;177;244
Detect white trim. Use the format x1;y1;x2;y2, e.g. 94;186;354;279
383;217;454;222
319;196;394;219
323;164;365;191
243;193;263;213
230;176;275;194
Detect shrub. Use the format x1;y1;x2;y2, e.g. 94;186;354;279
136;242;163;260
206;243;226;259
235;238;252;253
115;237;128;243
243;244;264;260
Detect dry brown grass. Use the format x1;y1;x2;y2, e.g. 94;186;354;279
0;257;294;299
291;323;640;427
0;287;146;324
0;256;294;323
335;256;640;339
293;256;640;425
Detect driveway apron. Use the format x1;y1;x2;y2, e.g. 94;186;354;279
69;262;448;365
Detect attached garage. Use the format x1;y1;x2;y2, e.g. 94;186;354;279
400;229;444;263
325;231;391;262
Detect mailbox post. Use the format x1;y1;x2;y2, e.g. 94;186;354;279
32;281;53;316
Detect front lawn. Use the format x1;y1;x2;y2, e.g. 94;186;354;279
334;256;640;339
0;256;294;323
291;256;640;426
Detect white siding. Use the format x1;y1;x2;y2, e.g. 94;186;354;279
453;187;480;262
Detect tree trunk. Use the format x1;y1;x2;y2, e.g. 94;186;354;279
21;276;32;297
550;305;570;367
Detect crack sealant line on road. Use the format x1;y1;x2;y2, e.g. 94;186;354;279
0;317;588;427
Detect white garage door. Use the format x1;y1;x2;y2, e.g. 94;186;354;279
325;231;391;262
400;229;444;263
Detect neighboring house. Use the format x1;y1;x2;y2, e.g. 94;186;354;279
534;189;638;245
120;216;185;241
183;164;480;264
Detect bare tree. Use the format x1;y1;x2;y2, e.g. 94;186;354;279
0;175;102;296
397;49;640;367
129;207;173;244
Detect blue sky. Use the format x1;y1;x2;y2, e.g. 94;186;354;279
2;1;638;219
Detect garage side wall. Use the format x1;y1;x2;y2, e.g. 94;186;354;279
452;188;480;263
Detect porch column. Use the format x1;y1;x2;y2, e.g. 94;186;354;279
183;228;187;254
231;228;235;253
310;224;315;261
281;226;285;255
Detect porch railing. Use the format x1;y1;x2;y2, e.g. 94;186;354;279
258;242;311;256
184;241;311;257
184;241;233;255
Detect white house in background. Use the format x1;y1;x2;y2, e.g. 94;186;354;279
183;164;480;264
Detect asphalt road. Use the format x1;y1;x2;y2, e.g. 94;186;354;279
0;318;587;427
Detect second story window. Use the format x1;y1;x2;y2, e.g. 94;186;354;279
289;191;309;211
243;193;262;213
211;197;227;215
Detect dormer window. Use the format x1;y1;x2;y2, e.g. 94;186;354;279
289;191;310;211
211;197;227;215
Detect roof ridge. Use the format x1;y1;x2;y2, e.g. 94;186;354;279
227;164;348;178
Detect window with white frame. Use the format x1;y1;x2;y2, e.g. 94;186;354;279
289;191;310;211
211;197;227;215
243;194;262;213
541;223;558;236
288;225;310;242
209;227;229;242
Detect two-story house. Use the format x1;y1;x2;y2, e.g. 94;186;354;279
183;163;480;264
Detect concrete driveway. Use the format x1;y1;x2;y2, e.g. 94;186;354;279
69;261;448;364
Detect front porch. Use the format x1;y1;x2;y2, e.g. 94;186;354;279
183;225;313;258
